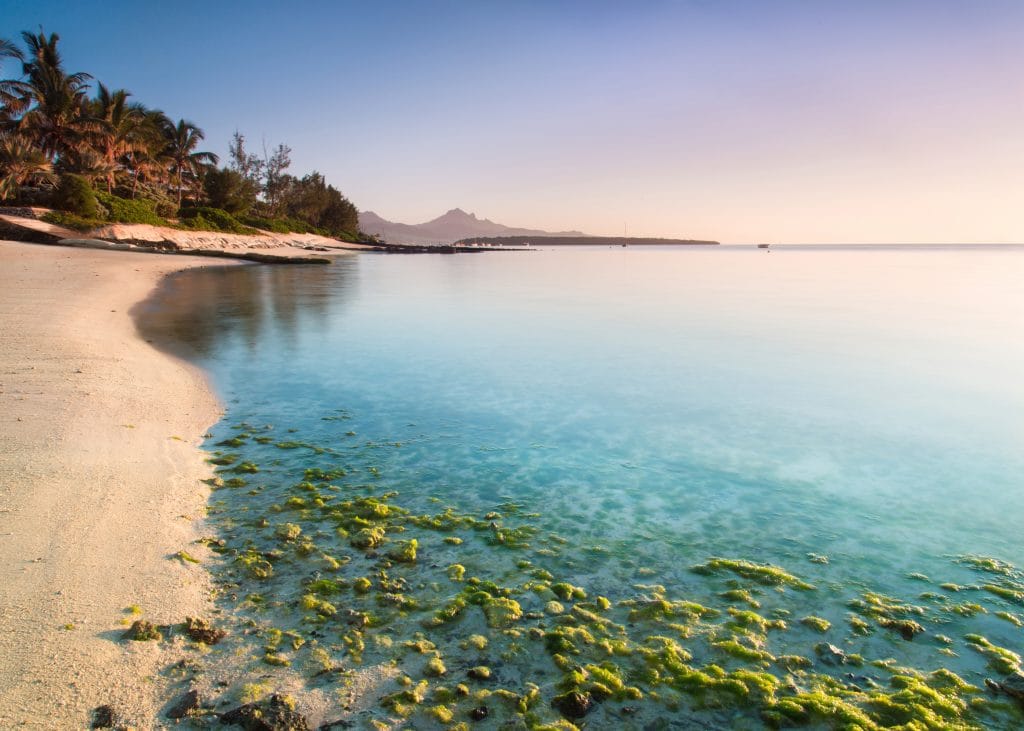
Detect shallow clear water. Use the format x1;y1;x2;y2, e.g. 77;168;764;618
140;245;1024;728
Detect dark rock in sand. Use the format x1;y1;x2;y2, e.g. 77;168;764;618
184;616;227;644
91;704;120;728
469;705;489;721
167;689;201;719
318;721;353;730
552;690;594;719
220;693;308;730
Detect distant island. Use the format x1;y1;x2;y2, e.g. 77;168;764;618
359;208;585;246
359;208;717;247
455;235;720;247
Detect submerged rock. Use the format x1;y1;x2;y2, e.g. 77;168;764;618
987;671;1024;702
220;693;309;730
552;690;594;719
814;643;847;666
469;705;489;721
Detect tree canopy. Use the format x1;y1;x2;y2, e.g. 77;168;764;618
0;28;362;240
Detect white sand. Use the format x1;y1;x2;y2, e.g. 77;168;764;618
0;241;229;728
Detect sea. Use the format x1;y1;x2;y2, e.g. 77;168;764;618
138;244;1024;729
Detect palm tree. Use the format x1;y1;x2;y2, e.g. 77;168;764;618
122;107;171;198
90;83;145;192
164;118;217;209
0;132;55;200
0;37;27;132
14;31;95;163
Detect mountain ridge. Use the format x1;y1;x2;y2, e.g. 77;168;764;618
358;208;586;245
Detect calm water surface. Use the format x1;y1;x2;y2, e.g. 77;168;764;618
140;245;1024;727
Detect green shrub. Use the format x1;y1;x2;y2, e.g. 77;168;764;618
41;210;103;231
240;215;322;235
53;174;97;218
179;206;257;234
95;191;166;226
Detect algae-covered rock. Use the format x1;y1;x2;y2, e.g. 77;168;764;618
484;597;523;627
351;526;385;550
388;539;418;563
878;617;925;640
467;666;492;680
551;690;594;719
219;693;308;730
800;616;831;633
274;523;302;541
690;557;815;590
183;616;226;645
425;656;447;676
123;619;162;642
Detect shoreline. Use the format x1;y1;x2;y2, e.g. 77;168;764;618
0;241;231;728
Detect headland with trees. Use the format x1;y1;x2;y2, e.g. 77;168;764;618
0;30;365;243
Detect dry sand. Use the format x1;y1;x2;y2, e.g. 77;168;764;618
0;241;230;728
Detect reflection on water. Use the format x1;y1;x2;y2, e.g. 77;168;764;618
137;258;357;362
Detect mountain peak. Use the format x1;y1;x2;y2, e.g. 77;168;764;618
441;208;476;220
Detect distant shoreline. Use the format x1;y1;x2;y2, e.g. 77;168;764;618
454;235;720;246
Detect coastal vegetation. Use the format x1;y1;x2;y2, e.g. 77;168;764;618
0;30;362;241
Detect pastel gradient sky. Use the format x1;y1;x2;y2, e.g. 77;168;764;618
5;0;1023;242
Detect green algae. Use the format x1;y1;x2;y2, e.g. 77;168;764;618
174;550;200;564
982;584;1024;604
274;522;302;541
550;582;587;601
690;557;815;590
387;538;418;563
208;453;239;466
995;610;1024;627
189;418;1024;731
351;526;385;549
123;620;162;641
353;576;372;593
964;634;1021;674
959;555;1019;577
720;588;761;608
799;616;831;633
425;656;447;677
727;607;786;633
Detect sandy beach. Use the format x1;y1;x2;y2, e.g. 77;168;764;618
0;241;227;728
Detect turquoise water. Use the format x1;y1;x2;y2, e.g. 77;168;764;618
141;246;1024;728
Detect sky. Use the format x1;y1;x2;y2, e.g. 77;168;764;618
4;0;1024;243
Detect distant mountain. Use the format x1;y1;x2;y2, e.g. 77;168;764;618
358;208;586;245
